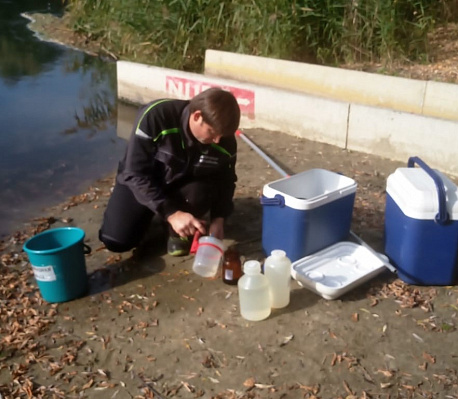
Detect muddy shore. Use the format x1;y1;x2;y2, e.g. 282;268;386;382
2;127;458;398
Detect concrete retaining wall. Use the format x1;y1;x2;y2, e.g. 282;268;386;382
205;50;458;122
348;104;458;171
117;60;458;176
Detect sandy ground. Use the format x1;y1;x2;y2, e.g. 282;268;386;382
1;127;458;399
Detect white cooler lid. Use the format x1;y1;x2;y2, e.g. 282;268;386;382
263;169;357;210
291;242;387;300
386;168;458;220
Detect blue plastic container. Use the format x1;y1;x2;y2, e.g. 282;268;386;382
261;169;357;262
23;227;90;303
384;157;458;285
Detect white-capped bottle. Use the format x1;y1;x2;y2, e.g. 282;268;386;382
264;250;291;308
237;260;271;321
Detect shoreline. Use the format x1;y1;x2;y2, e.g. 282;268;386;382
22;11;116;59
21;12;75;51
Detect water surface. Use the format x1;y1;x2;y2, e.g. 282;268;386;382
0;0;129;238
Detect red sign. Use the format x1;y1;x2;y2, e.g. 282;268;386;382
166;76;255;117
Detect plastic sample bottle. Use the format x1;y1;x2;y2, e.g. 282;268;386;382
222;247;243;285
237;260;271;321
192;236;225;278
264;249;291;309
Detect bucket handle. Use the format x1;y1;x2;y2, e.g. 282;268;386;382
260;194;285;207
83;244;92;255
407;156;449;225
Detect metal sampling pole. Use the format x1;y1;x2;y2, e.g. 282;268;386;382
236;130;290;178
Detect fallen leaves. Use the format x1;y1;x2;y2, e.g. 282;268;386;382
253;383;274;389
1;251;27;268
423;352;436;364
416;316;457;333
0;267;55;352
371;280;437;311
380;381;393;389
295;382;320;395
0;263;62;396
279;333;294;346
243;377;256;388
343;379;354;396
377;369;394;378
330;352;358;368
242;378;276;392
61;186;102;210
412;333;424;343
105;254;122;266
202;353;218;369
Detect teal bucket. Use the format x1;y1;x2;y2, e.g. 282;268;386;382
23;227;90;303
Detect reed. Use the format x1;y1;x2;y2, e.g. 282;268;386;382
65;0;453;71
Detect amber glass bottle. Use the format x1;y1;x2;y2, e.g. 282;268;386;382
222;247;243;285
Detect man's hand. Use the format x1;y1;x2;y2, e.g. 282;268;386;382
167;211;206;237
209;217;224;240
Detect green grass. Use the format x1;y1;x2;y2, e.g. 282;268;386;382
65;0;455;71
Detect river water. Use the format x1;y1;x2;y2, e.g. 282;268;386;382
0;0;137;238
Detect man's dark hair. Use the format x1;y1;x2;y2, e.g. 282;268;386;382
189;87;241;137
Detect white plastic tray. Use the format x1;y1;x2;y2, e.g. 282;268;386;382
291;241;386;300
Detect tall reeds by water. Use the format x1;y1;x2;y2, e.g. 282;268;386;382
66;0;455;71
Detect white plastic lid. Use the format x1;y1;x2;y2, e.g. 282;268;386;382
262;169;357;210
387;168;458;220
243;260;261;274
271;250;286;258
291;242;387;300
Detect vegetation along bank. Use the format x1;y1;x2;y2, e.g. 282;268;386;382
44;0;458;82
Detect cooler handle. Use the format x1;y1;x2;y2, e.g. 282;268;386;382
260;194;285;207
407;156;449;225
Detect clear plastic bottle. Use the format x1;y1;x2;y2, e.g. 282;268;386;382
264;249;291;309
237;260;271;321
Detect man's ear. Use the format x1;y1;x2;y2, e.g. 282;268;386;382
191;110;202;122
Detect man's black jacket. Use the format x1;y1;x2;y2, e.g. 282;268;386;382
117;98;237;220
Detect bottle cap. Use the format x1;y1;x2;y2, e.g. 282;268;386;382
243;260;261;274
271;249;286;258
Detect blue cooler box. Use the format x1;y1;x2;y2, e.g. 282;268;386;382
384;157;458;285
261;169;357;262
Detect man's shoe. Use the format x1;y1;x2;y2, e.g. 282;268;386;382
167;236;191;256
